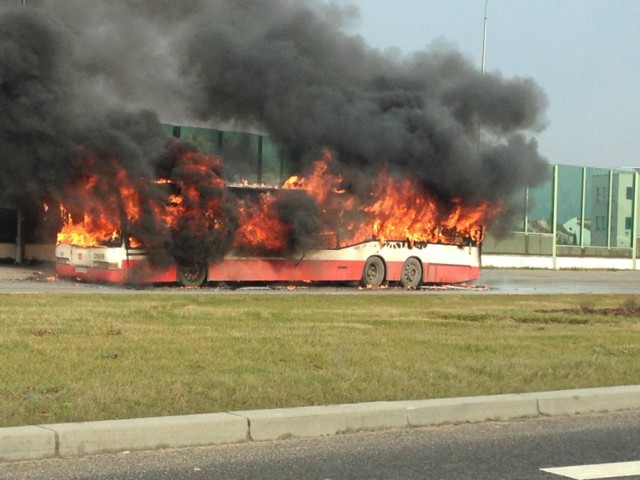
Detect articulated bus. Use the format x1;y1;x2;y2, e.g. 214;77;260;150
55;237;481;288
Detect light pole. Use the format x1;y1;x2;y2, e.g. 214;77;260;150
481;0;488;75
477;0;488;153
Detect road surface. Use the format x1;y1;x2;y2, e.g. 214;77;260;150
2;410;639;480
1;263;639;294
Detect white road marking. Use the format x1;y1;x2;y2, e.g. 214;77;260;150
541;460;640;479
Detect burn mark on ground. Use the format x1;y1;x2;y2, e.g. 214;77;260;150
538;299;640;318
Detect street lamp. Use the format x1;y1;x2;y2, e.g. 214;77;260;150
477;0;488;153
481;0;488;76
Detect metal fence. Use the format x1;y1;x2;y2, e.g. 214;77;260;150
165;124;290;185
483;164;640;269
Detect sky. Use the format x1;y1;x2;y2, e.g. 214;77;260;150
340;0;640;169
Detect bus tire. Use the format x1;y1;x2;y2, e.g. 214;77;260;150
400;257;423;288
177;262;207;287
361;256;385;288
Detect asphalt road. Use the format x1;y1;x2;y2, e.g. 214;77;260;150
3;410;639;480
2;264;640;294
477;269;640;295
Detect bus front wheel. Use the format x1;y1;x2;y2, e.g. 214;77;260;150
361;256;385;288
177;262;207;287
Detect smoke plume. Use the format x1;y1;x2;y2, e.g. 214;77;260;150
0;0;550;261
178;0;550;218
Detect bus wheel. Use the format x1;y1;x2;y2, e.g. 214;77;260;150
361;256;385;288
400;257;423;288
177;262;207;287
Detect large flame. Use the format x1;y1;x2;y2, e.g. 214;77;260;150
57;208;120;247
54;148;497;256
234;192;291;254
55;162;142;247
281;150;496;247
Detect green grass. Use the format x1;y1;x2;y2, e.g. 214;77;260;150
1;293;640;427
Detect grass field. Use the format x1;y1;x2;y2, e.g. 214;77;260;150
2;292;640;428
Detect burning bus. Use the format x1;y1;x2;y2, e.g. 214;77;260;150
1;2;550;289
54;147;490;288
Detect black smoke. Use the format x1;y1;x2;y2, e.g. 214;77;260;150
178;0;550;226
0;7;167;204
153;142;239;266
1;0;550;258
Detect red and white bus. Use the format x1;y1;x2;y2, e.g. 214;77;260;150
55;237;481;288
53;154;487;288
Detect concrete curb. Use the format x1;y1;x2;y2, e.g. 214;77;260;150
0;426;56;462
235;402;409;442
396;393;540;426
2;385;639;463
48;413;248;458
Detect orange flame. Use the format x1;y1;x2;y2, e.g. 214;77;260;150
56;207;120;247
278;151;497;247
234;193;291;253
55;159;143;247
55;148;497;254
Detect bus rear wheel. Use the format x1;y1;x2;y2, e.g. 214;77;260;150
361;256;385;288
400;257;423;288
177;262;207;287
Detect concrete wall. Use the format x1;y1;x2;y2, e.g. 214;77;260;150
482;232;640;270
556;245;632;258
483;254;638;270
0;243;54;263
483;232;553;256
25;244;56;262
0;243;15;261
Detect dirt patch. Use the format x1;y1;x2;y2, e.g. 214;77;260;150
540;298;640;318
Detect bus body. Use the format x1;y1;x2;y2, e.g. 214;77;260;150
55;239;481;288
